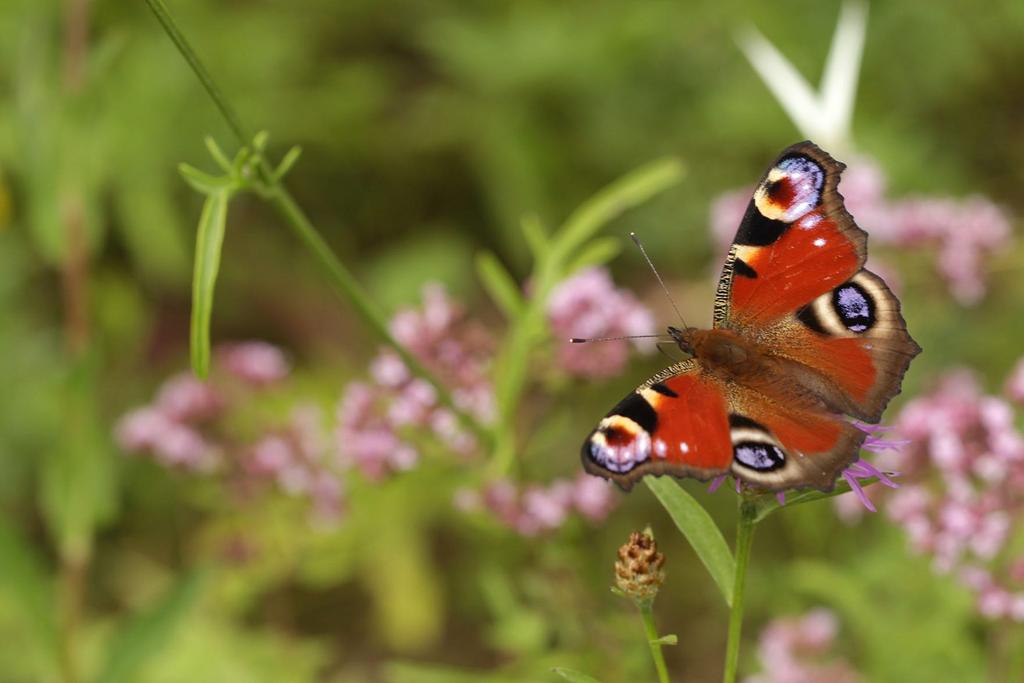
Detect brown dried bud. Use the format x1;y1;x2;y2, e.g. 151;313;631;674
614;530;666;603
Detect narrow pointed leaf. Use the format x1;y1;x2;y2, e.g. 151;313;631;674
203;136;233;172
557;158;683;257
521;214;548;258
751;475;883;524
566;236;622;274
645;475;735;606
552;668;605;683
735;25;823;141
820;0;868;145
476;252;524;318
274;146;303;180
96;570;206;683
177;163;229;194
190;188;231;378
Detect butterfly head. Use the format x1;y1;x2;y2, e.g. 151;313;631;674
667;325;698;355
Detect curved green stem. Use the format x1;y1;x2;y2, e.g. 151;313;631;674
722;500;757;683
639;601;672;683
142;0;492;448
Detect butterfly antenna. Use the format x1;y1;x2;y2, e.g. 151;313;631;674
630;232;687;328
569;333;667;344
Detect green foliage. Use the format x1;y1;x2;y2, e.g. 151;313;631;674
552;667;605;683
644;476;735;606
97;570;206;683
1;0;1022;681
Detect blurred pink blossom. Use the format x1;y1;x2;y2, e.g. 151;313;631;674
116;371;226;471
1005;357;1024;405
336;284;494;479
217;341;290;385
547;267;655;379
455;473;617;536
710;155;1013;305
879;369;1024;620
245;405;345;524
115;341;343;523
116;406;219;471
745;608;861;683
155;374;224;422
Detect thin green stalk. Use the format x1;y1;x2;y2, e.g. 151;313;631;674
722;500;757;683
142;0;492;447
143;0;246;146
639;601;672;683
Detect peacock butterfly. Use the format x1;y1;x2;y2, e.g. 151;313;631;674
581;141;921;492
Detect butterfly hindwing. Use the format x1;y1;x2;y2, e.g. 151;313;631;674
726;386;866;490
781;268;921;422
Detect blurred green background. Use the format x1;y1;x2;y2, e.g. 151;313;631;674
2;0;1023;681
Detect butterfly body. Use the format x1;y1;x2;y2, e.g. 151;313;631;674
582;142;921;492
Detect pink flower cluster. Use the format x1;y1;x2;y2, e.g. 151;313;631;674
116;342;344;522
745;609;861;683
336;284;495;479
116;373;225;471
454;473;617;536
710;155;1013;305
547;267;656;378
884;369;1024;620
245;405;344;523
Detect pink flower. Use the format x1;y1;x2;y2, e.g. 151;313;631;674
1006;358;1024;405
547;267;655;378
880;369;1024;620
336;284;495;479
115;406;219;471
155;373;224;421
745;608;861;683
456;473;617;536
244;405;346;524
114;340;345;525
217;341;290;385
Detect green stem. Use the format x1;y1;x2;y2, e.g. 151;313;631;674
722;500;757;683
143;0;247;146
639;601;672;683
142;0;492;448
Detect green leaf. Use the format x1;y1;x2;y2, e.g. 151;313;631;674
555;158;684;257
552;668;605;683
40;354;118;562
203;136;233;172
0;519;57;660
521;214;548;259
565;236;622;274
177;163;231;194
644;475;735;606
650;634;678;646
274;145;302;180
189;188;231;378
751;475;883;524
476;251;524;318
96;570;206;683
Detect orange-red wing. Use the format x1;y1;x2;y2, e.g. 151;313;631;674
581;360;732;490
712;141;866;328
772;269;922;423
712;142;920;424
725;386;867;492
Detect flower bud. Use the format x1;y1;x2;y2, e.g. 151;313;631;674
615;530;666;603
